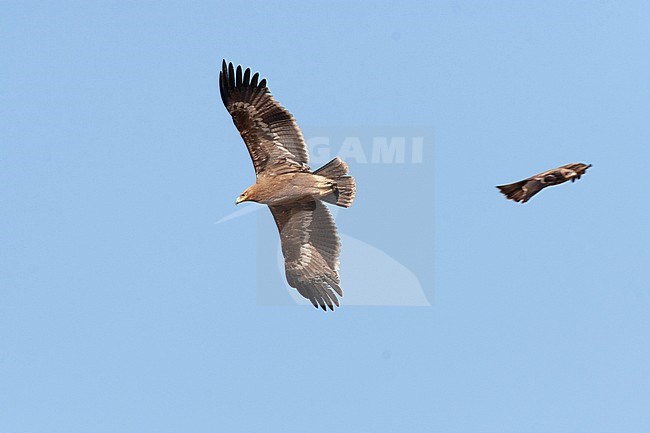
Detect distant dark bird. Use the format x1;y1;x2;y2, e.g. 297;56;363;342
219;60;355;311
497;162;591;203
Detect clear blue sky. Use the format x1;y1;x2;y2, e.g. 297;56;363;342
1;1;649;432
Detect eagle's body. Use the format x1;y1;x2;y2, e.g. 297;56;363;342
497;162;591;203
219;60;355;311
240;172;334;205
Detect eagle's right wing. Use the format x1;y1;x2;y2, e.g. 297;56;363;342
519;179;545;202
269;200;342;311
219;61;309;176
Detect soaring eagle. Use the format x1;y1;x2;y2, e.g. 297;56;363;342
497;162;591;203
219;60;355;311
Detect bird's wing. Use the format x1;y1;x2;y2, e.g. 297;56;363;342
219;61;309;176
519;179;545;202
269;200;342;311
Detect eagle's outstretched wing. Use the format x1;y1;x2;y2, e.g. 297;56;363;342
219;60;309;175
269;200;342;311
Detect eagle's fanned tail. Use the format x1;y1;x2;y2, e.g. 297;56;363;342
314;157;356;208
496;180;529;203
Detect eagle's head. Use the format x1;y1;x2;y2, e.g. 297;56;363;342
235;186;256;205
235;191;249;205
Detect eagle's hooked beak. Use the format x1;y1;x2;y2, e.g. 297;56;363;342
235;194;246;205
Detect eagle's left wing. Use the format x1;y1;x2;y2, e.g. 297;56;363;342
269;200;343;311
219;61;309;176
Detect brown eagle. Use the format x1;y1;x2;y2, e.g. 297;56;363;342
497;162;591;203
219;60;355;311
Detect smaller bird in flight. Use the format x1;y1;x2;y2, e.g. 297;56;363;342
496;162;592;203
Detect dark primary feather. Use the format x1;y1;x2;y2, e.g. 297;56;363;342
269;201;342;311
219;60;309;175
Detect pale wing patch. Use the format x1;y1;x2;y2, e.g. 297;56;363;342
229;102;296;173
